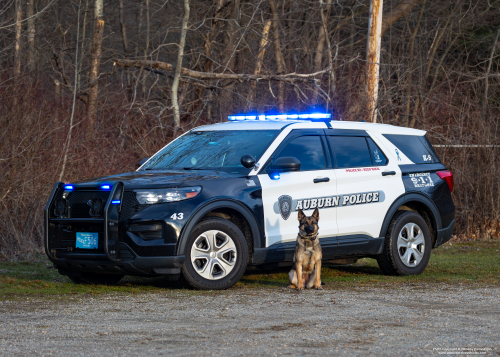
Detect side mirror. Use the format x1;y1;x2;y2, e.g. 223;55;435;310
138;157;150;168
241;154;256;169
271;157;301;172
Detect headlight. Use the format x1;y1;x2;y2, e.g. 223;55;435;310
134;187;202;204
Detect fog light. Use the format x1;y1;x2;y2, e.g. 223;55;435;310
54;199;68;217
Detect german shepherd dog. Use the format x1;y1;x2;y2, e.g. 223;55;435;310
288;208;322;290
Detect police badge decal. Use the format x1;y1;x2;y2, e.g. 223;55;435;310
278;195;293;220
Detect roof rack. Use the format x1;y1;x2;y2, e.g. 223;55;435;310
227;113;336;122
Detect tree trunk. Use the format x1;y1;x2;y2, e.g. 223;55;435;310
247;20;272;107
171;0;190;131
219;0;240;120
366;0;383;123
27;0;36;72
269;0;286;112
87;0;104;135
381;0;423;37
313;0;333;106
119;0;129;53
13;0;22;78
404;0;426;127
484;27;500;119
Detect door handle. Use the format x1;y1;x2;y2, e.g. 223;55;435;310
313;177;330;183
382;171;396;176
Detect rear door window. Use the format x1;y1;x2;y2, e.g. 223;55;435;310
367;137;388;165
383;134;440;164
328;136;373;168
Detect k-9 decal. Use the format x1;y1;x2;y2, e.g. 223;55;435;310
273;191;386;218
409;172;434;188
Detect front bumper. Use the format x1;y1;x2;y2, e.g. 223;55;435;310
45;182;185;276
55;243;185;276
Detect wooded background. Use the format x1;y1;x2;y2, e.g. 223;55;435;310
1;0;499;259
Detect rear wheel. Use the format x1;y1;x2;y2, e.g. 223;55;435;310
67;273;124;285
182;218;248;290
377;211;432;276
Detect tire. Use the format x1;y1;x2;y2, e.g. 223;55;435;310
181;217;249;290
376;211;432;276
67;273;124;285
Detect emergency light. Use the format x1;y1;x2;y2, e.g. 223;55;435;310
228;113;334;122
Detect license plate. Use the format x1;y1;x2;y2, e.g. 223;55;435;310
76;232;98;249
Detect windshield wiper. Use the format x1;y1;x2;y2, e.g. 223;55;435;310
183;167;208;170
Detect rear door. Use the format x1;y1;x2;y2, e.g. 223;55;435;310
326;130;405;248
258;130;338;254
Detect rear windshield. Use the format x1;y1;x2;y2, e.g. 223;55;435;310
383;134;440;164
141;130;279;174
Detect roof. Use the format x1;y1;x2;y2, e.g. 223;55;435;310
194;120;426;136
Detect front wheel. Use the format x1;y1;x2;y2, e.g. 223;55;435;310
182;218;249;290
376;211;432;276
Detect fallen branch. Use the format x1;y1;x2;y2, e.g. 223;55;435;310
114;59;328;83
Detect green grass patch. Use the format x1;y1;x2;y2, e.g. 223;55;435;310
240;241;500;288
0;241;499;300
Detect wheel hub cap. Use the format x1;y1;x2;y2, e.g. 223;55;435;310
397;222;425;268
190;230;237;280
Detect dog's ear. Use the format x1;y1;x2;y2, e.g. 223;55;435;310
312;207;319;221
297;209;305;221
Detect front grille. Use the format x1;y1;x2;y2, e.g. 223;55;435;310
67;191;110;218
120;191;151;220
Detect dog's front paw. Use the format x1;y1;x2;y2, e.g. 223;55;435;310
297;286;304;291
315;285;323;290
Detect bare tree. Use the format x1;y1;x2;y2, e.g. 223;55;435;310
87;0;105;133
13;0;22;78
366;0;383;122
171;0;190;131
26;0;36;72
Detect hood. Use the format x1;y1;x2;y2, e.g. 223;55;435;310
76;169;242;189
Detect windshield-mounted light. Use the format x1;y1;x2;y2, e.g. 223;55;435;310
134;187;202;205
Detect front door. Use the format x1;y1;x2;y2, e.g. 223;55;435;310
258;131;338;253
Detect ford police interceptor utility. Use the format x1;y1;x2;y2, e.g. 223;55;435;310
44;113;455;289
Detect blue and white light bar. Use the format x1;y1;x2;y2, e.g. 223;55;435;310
228;113;333;122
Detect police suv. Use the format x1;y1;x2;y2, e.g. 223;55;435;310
44;114;455;289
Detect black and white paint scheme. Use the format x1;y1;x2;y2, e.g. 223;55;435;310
409;173;434;188
274;191;385;219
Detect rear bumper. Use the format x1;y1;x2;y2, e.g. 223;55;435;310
435;219;455;247
53;243;185;276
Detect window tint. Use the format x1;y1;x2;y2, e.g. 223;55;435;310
142;130;279;174
329;136;372;168
367;138;388;165
383;134;440;164
275;136;326;171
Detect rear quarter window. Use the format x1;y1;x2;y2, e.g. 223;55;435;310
383;134;440;164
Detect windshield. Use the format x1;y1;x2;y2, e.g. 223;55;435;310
141;130;280;174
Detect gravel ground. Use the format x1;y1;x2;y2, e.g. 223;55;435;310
0;286;499;356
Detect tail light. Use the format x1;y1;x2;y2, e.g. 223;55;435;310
436;170;453;192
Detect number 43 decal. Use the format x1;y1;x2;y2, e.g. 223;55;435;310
170;213;184;220
423;155;432;162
